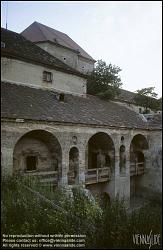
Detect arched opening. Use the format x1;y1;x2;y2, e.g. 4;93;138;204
120;145;126;175
130;134;149;196
68;147;79;185
86;132;115;183
13;130;62;186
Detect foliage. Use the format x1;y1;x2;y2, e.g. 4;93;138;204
135;87;158;98
87;60;122;100
1;176;162;249
157;97;162;110
134;87;160;111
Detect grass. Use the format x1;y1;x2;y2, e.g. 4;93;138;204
1;176;162;249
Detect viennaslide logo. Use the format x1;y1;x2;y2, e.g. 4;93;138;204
133;230;161;249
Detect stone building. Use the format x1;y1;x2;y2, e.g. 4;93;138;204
1;23;162;206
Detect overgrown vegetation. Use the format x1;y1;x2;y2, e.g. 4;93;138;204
134;87;161;112
87;60;122;100
1;176;162;249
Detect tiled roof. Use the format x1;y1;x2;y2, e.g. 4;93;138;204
1;28;86;78
144;114;162;129
21;21;96;62
117;88;159;107
1;81;152;130
116;89;137;104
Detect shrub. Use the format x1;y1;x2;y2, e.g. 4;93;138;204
1;176;162;249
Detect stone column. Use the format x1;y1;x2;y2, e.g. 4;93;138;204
114;145;120;198
58;149;68;187
114;149;120;177
125;148;130;176
78;146;86;186
143;150;151;172
124;148;130;207
1;148;13;176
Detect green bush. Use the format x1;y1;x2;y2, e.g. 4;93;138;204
1;176;162;249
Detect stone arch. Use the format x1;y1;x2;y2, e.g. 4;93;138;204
130;134;149;169
13;130;62;180
130;134;149;196
87;132;115;172
130;134;149;151
68;147;79;185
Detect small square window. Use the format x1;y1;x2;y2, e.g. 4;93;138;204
59;93;65;102
43;71;53;82
26;156;37;171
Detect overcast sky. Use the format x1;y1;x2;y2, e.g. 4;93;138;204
1;1;162;97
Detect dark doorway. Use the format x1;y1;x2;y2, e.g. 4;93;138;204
91;152;98;168
26;156;37;171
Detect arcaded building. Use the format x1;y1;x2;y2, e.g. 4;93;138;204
1;22;162;205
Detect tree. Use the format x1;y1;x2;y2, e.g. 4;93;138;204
134;87;160;112
158;97;162;110
87;60;122;100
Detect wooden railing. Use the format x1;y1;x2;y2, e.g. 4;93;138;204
22;168;111;186
22;170;58;186
85;167;111;184
130;162;144;176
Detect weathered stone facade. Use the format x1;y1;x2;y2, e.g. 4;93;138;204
1;26;162;208
1;119;162;206
36;42;94;74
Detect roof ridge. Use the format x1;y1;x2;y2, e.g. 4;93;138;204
35;21;68;36
21;21;96;62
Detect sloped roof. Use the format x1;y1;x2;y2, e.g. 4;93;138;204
1;81;152;130
1;28;86;78
116;89;137;104
21;21;96;62
144;114;162;129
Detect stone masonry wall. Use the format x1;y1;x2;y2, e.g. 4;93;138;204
1;119;162;203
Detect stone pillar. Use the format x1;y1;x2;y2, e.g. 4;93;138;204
143;150;151;172
125;149;130;207
114;150;120;177
58;150;68;187
78;146;86;186
114;144;130;207
114;146;120;198
1;148;13;176
125;149;130;176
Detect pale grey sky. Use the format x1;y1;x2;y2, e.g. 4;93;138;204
1;1;162;97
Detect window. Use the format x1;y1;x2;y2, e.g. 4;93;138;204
43;71;53;82
26;156;37;171
105;155;111;167
59;93;65;102
121;136;124;142
139;108;142;113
